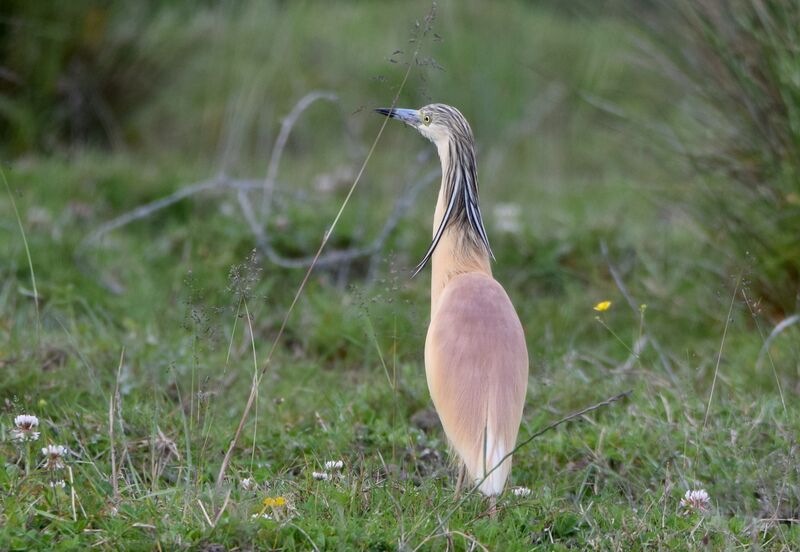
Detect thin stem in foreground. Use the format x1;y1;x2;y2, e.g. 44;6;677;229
215;54;419;491
408;390;632;548
2;166;40;340
703;272;741;430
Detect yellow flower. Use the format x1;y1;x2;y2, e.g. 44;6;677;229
593;300;612;312
262;496;286;508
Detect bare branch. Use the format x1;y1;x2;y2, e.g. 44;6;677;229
755;314;800;372
79;164;436;292
239;167;439;270
81;89;430;293
80;177;263;250
261;91;338;217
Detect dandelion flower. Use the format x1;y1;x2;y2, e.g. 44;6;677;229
240;477;256;491
511;486;532;497
12;414;40;442
593;301;612;312
263;496;286;508
41;444;67;470
324;460;344;471
49;479;66;489
255;496;287;522
680;489;710;513
312;471;331;481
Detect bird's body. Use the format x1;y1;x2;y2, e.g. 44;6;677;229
427;273;528;495
377;104;528;497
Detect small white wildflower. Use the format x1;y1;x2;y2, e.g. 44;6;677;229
240;477;256;491
511;486;532;497
251;512;273;520
12;414;40;442
41;444;67;470
49;479;66;489
312;471;331;481
680;489;710;513
324;460;344;471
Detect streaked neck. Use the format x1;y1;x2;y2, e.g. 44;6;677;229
429;140;492;315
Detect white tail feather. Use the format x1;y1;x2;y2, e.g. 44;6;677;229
472;430;511;496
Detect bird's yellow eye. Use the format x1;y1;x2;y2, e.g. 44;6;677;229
422;114;431;125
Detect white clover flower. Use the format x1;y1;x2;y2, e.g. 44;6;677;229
680;489;710;513
240;477;256;491
41;444;68;470
12;414;40;442
511;486;532;497
312;471;331;481
324;460;344;471
49;479;66;489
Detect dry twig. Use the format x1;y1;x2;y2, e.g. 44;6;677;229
260;91;338;217
80;165;435;276
81;178;262;250
238;166;437;270
108;348;124;505
408;390;632;546
82;128;435;284
755;314;799;373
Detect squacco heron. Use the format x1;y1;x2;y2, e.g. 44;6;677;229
376;104;528;499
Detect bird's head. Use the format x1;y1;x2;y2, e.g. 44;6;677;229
375;103;474;150
376;102;492;273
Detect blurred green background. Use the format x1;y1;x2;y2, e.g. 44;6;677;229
1;1;799;549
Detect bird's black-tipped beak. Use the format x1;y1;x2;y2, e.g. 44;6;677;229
374;107;421;127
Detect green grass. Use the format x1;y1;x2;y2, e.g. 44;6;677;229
2;1;799;550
